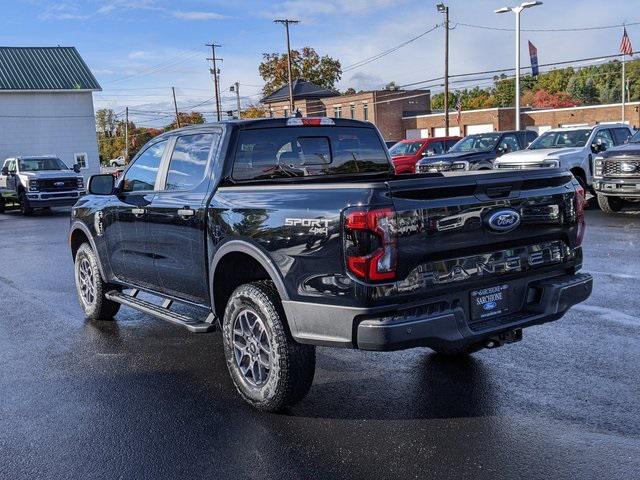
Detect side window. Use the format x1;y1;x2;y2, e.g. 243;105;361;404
445;139;458;151
594;129;614;149
429;141;444;155
612;128;631;145
121;140;167;192
500;133;521;152
5;160;16;173
526;131;537;146
164;133;217;191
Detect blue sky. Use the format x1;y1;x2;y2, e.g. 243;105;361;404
2;0;639;127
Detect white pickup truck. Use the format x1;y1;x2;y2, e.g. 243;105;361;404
494;124;633;189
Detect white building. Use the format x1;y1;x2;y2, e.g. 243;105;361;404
0;47;101;181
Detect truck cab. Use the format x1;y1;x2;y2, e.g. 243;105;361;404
0;156;86;215
494;124;633;189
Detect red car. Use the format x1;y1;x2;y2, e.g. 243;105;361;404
389;136;461;174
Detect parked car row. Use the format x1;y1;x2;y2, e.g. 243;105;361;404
389;123;639;214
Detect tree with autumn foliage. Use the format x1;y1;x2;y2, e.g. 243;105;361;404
164;111;205;131
241;103;268;118
259;47;341;96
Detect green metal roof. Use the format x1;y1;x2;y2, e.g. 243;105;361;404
0;47;101;92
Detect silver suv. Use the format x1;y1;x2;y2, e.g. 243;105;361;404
0;156;86;215
494;124;633;188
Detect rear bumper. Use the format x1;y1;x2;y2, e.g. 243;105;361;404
283;272;592;351
593;178;640;197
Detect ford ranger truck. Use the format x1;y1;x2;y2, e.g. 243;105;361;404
69;118;593;411
593;128;640;213
0;156;85;215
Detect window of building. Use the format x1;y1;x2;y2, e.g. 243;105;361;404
283;108;289;118
232;127;390;181
333;106;342;118
164;133;218;191
121;140;167;192
363;103;368;121
350;104;355;119
74;152;88;169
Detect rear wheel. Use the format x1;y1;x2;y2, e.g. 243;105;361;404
597;193;624;214
19;191;32;216
222;281;316;412
74;243;120;321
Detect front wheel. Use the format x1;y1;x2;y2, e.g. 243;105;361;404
74;243;121;321
596;193;624;214
19;191;32;216
222;281;316;412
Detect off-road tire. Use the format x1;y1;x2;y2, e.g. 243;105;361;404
74;243;121;321
19;191;32;216
222;281;316;412
597;193;624;214
432;342;485;357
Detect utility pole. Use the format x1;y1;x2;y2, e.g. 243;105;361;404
437;4;450;136
172;87;181;128
274;19;299;114
124;107;129;162
231;82;241;119
206;43;223;121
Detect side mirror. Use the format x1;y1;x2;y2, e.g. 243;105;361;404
1;166;8;176
88;174;115;195
423;149;436;157
73;164;81;173
591;142;606;154
497;144;508;155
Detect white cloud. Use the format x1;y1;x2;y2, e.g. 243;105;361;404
172;11;227;21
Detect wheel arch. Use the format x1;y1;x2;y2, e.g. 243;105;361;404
570;166;587;187
210;240;290;321
69;222;108;282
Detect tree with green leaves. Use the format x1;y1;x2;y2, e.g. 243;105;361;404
259;47;341;96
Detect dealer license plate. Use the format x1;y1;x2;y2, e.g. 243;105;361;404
470;284;510;321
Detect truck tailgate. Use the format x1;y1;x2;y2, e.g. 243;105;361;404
385;169;581;299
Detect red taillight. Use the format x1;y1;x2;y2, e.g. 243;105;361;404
575;184;586;246
344;207;397;282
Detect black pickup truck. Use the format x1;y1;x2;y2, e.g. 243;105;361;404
69;118;592;411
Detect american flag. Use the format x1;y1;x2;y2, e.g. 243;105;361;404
455;97;462;126
620;27;633;57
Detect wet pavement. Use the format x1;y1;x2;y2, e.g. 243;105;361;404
1;207;639;479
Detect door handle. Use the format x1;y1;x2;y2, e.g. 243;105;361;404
177;208;195;218
131;208;146;217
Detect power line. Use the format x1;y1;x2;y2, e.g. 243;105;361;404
399;50;639;88
343;24;441;72
454;19;640;33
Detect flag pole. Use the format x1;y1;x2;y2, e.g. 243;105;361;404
622;24;626;124
622;53;626;123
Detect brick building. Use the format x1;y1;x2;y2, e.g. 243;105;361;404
261;80;430;142
402;101;640;139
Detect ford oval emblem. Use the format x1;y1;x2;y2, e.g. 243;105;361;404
486;209;521;232
620;163;637;173
483;301;497;311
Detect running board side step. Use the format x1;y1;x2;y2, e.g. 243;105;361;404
105;290;216;333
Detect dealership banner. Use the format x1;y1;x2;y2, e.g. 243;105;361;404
529;41;539;77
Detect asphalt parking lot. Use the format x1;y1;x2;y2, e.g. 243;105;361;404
1;206;639;480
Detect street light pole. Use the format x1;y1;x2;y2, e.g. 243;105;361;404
437;3;450;137
495;2;542;131
274;19;299;115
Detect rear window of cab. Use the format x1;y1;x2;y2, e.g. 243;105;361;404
232;126;391;181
